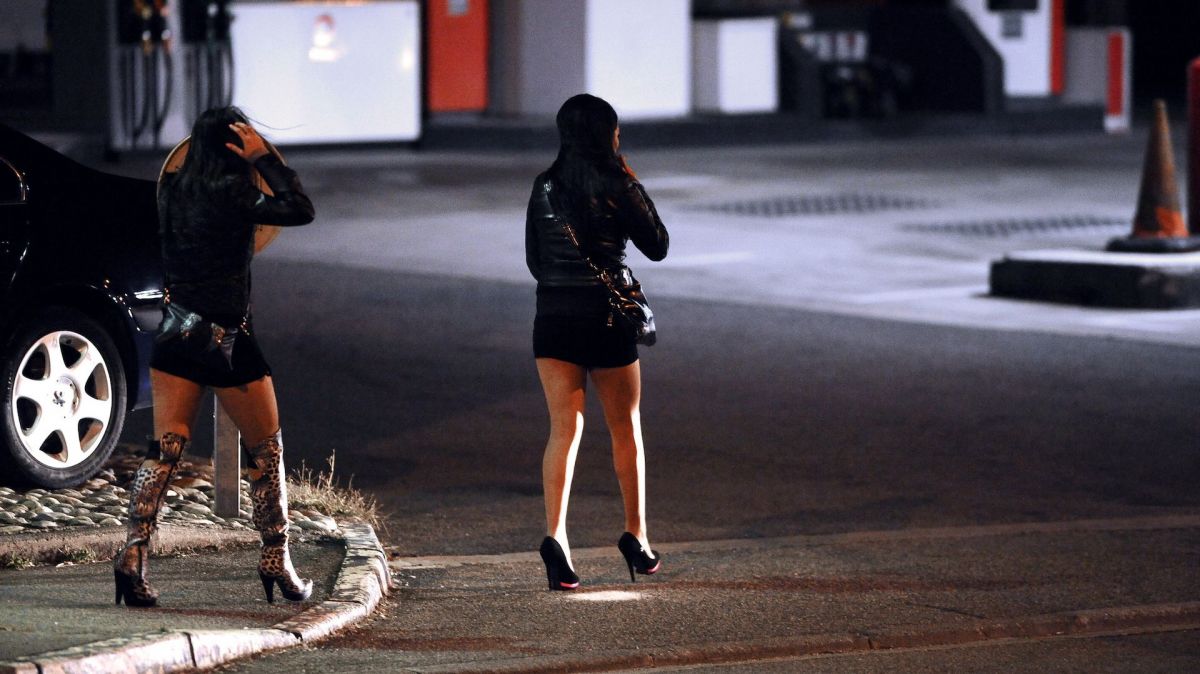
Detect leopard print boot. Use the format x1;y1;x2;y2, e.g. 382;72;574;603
113;432;186;607
246;430;312;603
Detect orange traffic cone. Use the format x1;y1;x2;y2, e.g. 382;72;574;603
1107;99;1200;252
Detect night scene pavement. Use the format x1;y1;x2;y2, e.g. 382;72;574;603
100;128;1200;670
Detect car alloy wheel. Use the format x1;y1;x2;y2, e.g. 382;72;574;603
12;330;113;468
2;308;127;488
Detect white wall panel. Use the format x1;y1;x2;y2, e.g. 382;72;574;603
230;1;421;144
585;0;691;119
491;0;691;119
693;18;778;114
955;0;1052;96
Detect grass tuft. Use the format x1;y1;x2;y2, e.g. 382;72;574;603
0;553;34;570
55;548;96;565
287;451;383;532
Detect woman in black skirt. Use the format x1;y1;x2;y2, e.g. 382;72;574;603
525;94;669;590
114;107;315;607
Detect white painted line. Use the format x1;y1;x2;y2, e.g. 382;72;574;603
845;285;989;304
1081;319;1187;334
639;174;723;190
1005;249;1200;267
655;251;755;268
1086;310;1200;325
569;590;644;602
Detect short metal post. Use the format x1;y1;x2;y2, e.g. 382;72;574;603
213;394;241;518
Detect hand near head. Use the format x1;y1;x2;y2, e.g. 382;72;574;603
618;154;638;180
225;122;269;162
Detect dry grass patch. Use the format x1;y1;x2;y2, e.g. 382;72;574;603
288;452;383;532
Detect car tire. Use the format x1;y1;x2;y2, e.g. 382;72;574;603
1;307;127;488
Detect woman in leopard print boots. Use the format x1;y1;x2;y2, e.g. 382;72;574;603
114;107;315;607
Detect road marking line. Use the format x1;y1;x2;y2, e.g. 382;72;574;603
654;251;755;268
845;285;989;304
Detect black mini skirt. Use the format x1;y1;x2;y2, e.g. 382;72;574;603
533;314;638;369
150;324;272;388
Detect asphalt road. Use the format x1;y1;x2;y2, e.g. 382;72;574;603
229;261;1199;557
111;131;1200;670
119;131;1200;556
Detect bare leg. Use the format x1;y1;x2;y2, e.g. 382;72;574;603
591;360;651;551
536;357;587;570
212;375;280;447
151;368;206;438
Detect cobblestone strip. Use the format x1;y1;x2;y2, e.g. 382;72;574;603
0;522;389;674
0;446;338;541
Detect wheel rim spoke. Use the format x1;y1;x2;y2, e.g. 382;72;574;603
59;426;83;465
67;346;96;379
76;393;111;424
21;417;55;457
13;374;53;406
42;334;68;379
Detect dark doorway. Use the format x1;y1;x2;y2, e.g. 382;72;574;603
1126;1;1198;104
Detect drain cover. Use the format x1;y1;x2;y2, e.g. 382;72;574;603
691;193;934;217
903;215;1128;238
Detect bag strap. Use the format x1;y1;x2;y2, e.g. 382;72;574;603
544;181;626;298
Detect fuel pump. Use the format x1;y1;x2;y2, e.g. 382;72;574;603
182;0;233;116
117;0;175;148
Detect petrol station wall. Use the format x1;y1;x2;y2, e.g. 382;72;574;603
954;0;1055;97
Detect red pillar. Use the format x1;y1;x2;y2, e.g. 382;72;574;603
1050;0;1065;95
1189;57;1200;235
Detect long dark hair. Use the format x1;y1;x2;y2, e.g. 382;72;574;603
547;94;626;222
172;106;254;197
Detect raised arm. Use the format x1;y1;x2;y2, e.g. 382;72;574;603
240;154;316;227
617;179;668;261
226;122;315;227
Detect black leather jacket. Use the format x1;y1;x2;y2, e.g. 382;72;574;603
157;154;314;320
525;171;669;294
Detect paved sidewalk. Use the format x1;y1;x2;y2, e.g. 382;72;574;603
0;522;390;673
222;515;1200;673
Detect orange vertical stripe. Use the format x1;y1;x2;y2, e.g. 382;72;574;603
1050;0;1065;94
1107;32;1124;117
428;0;490;112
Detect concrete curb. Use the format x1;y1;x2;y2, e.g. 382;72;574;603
0;522;391;674
0;523;260;567
396;602;1200;674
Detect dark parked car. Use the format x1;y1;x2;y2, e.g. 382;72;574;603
0;123;162;487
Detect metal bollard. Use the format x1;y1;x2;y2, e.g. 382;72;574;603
1188;56;1200;236
213;395;241;518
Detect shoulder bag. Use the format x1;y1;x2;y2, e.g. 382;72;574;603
548;183;657;346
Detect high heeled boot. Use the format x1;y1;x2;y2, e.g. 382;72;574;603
113;432;186;607
245;430;312;603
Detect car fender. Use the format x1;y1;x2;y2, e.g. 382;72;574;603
1;281;156;411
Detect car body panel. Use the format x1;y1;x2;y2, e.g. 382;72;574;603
0;123;163;410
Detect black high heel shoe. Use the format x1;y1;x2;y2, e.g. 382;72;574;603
617;532;661;582
539;536;580;591
113;541;158;608
259;569;313;604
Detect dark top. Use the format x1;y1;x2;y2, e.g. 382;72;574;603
525;171;668;317
157;154;314;320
